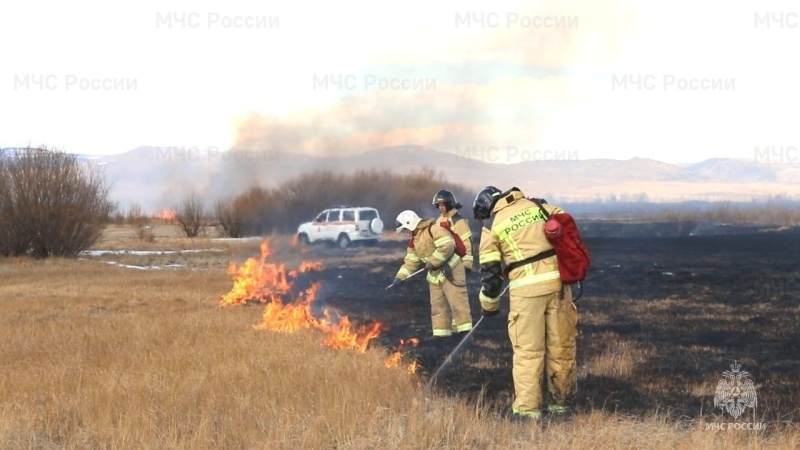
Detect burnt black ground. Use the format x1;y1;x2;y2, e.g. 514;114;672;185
304;225;800;422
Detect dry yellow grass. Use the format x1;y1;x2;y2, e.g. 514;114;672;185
586;334;651;380
1;225;798;449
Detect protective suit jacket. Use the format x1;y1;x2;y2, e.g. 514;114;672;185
436;209;474;271
478;190;563;311
396;219;461;286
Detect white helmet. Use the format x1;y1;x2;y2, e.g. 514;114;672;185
395;210;422;232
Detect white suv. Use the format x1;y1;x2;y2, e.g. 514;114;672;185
297;206;384;248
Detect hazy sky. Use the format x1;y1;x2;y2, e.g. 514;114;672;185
2;0;798;164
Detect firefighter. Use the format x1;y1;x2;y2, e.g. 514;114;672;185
432;189;475;334
472;186;578;420
391;209;473;338
432;189;474;272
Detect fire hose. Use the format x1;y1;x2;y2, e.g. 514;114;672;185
385;267;427;289
419;281;581;392
424;283;574;390
424;316;485;390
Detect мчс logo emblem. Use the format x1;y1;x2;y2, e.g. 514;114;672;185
714;361;758;419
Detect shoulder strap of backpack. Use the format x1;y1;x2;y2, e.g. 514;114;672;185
431;222;456;238
529;197;550;220
431;222;461;249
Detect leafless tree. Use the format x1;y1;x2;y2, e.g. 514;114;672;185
214;198;244;238
175;192;206;238
126;202;146;225
0;146;115;258
218;168;471;235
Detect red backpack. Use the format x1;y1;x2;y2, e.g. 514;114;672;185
425;216;468;258
530;199;591;299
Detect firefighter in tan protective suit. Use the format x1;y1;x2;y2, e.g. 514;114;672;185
472;186;578;420
432;189;474;273
391;209;473;338
432;189;475;334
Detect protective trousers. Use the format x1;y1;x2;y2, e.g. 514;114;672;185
509;285;578;413
429;263;472;337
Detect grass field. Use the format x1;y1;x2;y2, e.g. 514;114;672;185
1;224;798;449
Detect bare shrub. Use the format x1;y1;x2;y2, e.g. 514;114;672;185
0;157;10;256
110;210;126;225
174;192;206;238
126;202;147;226
214;198;244;238
220;167;472;236
0;146;115;258
136;225;156;243
121;202;155;242
235;185;284;237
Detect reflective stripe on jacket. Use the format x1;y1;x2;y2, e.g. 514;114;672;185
478;190;562;309
437;210;474;270
396;219;461;286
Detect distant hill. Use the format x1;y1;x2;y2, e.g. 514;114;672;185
86;145;800;213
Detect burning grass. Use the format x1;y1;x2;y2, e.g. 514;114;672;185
1;224;798;448
220;239;416;368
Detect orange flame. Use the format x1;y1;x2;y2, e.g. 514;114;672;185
321;314;387;352
156;208;176;222
221;239;396;357
220;240;322;307
386;338;420;374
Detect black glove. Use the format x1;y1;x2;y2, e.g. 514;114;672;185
391;278;403;288
482;308;499;318
480;263;504;298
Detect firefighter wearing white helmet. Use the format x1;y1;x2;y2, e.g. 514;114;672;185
473;186;578;420
391;209;473;338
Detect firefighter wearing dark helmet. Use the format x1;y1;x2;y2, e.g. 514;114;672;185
432;189;475;334
432;189;474;272
473;186;578;420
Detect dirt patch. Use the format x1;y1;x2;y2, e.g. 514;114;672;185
298;226;800;421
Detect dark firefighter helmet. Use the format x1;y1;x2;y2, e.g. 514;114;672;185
432;189;462;211
472;186;502;220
